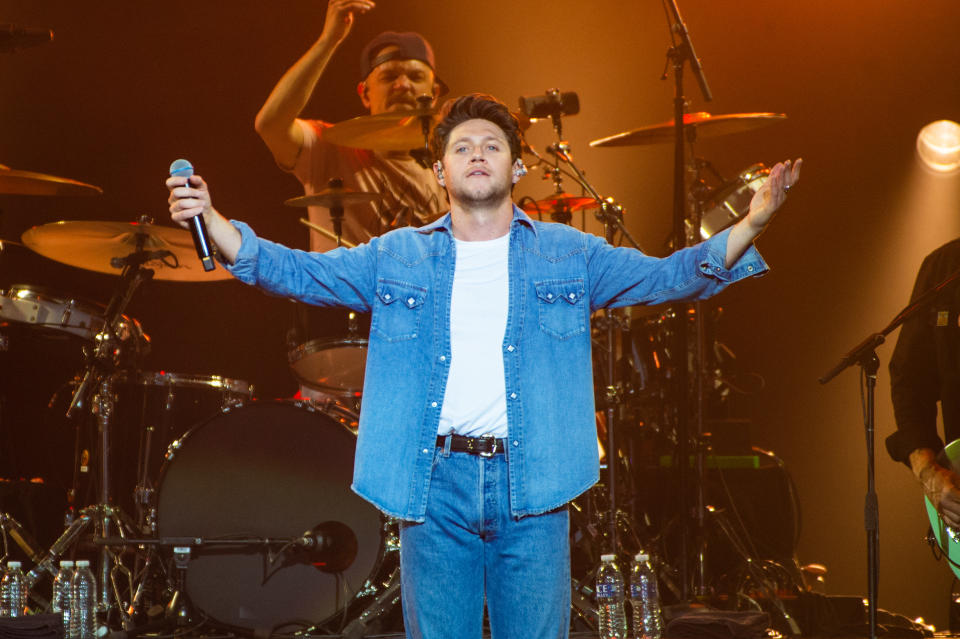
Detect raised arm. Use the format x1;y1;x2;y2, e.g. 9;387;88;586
254;0;375;169
167;174;241;264
725;158;802;267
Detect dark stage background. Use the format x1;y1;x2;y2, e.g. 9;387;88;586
3;0;960;628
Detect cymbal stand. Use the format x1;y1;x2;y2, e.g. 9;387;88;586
324;177;346;247
659;0;712;601
407;94;435;169
27;233;158;626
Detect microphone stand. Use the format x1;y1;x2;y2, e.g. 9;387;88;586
819;264;960;639
662;0;711;601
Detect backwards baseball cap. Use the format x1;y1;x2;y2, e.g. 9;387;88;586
359;31;448;96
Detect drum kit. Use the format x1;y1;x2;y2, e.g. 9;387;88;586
0;85;803;637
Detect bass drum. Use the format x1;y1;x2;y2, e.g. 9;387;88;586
156;400;388;634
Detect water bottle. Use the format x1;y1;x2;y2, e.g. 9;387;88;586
596;553;627;639
70;560;97;639
629;552;664;639
0;560;27;617
52;560;75;634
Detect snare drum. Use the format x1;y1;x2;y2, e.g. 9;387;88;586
156;400;393;633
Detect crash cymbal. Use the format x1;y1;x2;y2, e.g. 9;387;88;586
324;107;437;152
285;186;381;209
521;193;600;215
589;112;787;148
0;165;103;196
22;220;233;282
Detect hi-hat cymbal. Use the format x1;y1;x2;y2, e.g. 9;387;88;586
0;165;103;196
22;220;233;282
324;107;437;152
589;112;787;148
285;186;381;209
521;193;600;215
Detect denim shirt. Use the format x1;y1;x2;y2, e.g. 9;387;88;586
226;206;767;521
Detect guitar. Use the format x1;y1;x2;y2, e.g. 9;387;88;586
925;439;960;580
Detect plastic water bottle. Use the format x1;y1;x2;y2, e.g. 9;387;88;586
0;560;27;617
596;553;627;639
52;560;75;634
70;560;97;639
629;552;663;639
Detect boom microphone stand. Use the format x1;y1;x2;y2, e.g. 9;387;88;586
819;263;960;639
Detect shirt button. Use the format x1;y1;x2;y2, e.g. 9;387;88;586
568;293;576;300
714;266;721;272
407;297;416;305
506;345;515;352
431;401;438;408
747;265;754;272
422;448;429;454
513;440;519;447
439;355;446;361
384;293;391;300
546;293;553;299
509;392;517;400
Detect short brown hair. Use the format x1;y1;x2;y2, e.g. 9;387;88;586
430;93;522;163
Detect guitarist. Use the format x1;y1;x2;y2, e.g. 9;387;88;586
887;239;960;531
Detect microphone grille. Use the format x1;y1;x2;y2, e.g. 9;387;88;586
169;158;194;177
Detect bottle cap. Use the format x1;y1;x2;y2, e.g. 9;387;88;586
7;560;21;568
635;552;649;561
59;560;75;568
600;553;616;562
76;559;90;567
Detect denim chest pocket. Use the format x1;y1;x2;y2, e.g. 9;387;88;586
535;278;586;340
372;279;427;342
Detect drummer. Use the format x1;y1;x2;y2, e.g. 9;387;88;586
254;0;448;251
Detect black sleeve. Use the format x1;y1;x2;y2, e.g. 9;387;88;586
886;252;945;465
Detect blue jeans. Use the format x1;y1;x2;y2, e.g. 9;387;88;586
399;447;571;639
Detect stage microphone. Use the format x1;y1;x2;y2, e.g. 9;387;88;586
519;89;580;120
0;24;53;52
293;521;358;573
169;159;215;271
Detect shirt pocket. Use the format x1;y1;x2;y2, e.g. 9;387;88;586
372;279;428;342
535;278;586;340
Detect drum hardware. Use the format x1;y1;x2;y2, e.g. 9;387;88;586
0;511;44;565
0;163;101;196
286;177;377;247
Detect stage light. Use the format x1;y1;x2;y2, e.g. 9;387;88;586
917;120;960;174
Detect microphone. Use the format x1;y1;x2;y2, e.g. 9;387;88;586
292;521;358;573
0;24;53;53
169;159;215;271
519;89;580;120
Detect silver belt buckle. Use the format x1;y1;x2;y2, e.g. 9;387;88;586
479;434;497;457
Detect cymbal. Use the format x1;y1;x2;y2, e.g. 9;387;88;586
0;165;103;196
324;107;437;152
21;220;233;282
521;193;600;215
589;112;787;148
285;186;381;209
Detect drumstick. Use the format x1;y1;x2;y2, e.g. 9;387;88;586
298;218;357;249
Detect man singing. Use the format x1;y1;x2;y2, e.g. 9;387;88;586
169;93;801;639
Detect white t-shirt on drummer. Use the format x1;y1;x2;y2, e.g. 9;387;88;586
438;233;510;439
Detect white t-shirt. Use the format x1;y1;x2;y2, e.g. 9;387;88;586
438;233;510;438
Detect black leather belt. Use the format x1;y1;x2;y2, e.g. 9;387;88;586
436;434;506;456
